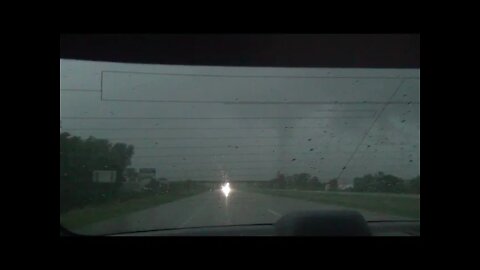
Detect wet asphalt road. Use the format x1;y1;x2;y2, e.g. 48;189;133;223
75;189;410;235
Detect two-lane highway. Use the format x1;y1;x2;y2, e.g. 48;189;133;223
75;189;408;235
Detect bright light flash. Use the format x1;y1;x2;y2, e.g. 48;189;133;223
221;182;231;197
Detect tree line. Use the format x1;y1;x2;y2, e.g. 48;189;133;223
60;132;207;213
60;132;419;214
60;132;135;213
262;171;420;194
261;173;326;190
353;172;419;194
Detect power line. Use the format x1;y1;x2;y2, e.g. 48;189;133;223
153;167;279;172
130;143;415;149
61;92;419;105
155;172;275;176
59;89;419;105
132;144;351;150
136;160;319;164
107;136;283;140
61;89;418;105
61;109;373;114
133;152;319;158
129;165;342;172
61;126;331;131
157;176;275;180
102;70;419;80
105;136;392;141
335;79;407;181
168;179;269;181
132;154;410;160
59;88;419;105
130;142;416;148
221;101;419;105
133;149;415;155
134;145;292;149
99;98;419;105
60;89;101;92
147;160;285;164
105;137;363;141
61;124;370;131
60;116;374;120
164;179;270;182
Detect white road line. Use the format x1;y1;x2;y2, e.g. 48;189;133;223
267;209;282;217
176;201;206;228
178;213;197;228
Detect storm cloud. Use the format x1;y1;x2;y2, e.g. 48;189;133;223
60;60;420;184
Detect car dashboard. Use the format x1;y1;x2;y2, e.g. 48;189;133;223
109;210;420;236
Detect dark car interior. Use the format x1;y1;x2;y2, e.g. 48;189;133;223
61;209;419;236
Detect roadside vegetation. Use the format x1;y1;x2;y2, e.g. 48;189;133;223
60;132;208;230
239;172;420;219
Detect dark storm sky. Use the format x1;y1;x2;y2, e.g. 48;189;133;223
60;60;420;183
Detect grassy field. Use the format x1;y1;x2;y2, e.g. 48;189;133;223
242;187;420;219
60;189;208;230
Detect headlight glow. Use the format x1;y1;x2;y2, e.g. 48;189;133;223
221;182;231;197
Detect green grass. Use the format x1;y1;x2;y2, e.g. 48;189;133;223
60;189;208;230
242;188;420;219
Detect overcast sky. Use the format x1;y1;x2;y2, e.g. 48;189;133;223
60;59;420;183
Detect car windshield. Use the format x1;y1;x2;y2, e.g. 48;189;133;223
60;59;420;235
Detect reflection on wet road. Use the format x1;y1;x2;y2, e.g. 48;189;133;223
75;190;409;235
